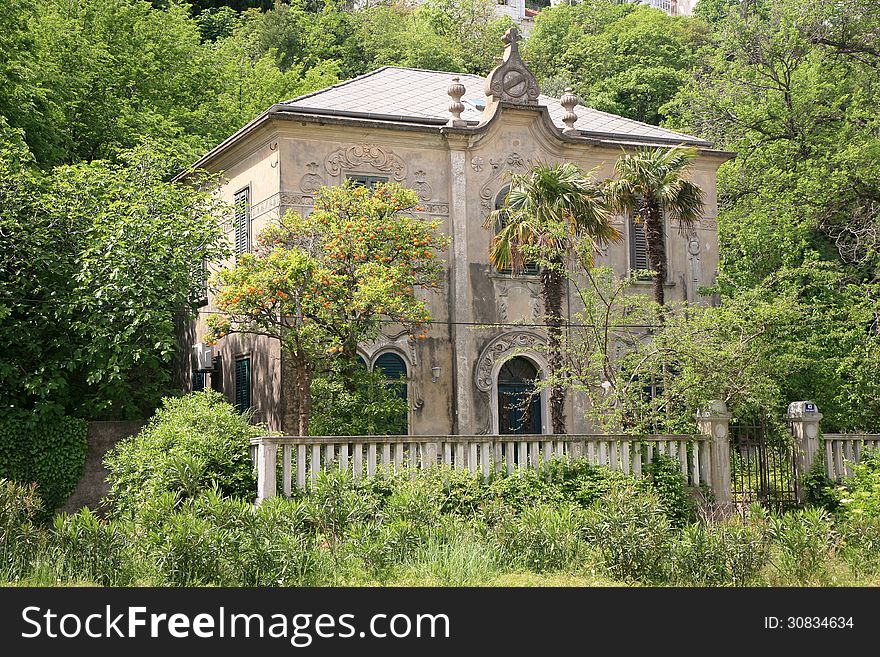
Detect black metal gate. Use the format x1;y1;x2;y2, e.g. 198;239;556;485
729;421;799;512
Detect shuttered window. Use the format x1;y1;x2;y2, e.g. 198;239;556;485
234;357;251;414
234;187;250;256
629;214;649;272
375;352;407;380
347;175;388;189
192;370;205;392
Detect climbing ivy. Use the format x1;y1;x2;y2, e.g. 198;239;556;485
0;414;88;520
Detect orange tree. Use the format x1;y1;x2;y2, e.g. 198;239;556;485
206;181;449;435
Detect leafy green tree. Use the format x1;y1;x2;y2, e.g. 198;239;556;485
0;141;228;418
486;162;617;433
668;0;880;429
608;146;704;308
525;3;708;125
207;182;450;434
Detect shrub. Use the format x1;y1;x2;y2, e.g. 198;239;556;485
309;362;409;436
671;519;769;586
545;458;635;509
837;515;880;578
494;503;589;573
484;467;563;512
836;452;880;520
302;470;380;544
583;482;672;584
0;414;87;519
767;507;835;585
0;478;45;580
104;390;262;515
644;454;696;528
52;509;141;585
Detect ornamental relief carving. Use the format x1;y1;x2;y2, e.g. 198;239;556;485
412;170;433;202
496;281;542;324
325;144;407;181
299;162;324;194
475;331;548;392
478;152;533;216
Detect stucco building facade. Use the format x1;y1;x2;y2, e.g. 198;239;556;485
184;28;729;436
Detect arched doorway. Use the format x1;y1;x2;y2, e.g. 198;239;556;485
497;356;541;434
374;351;408;435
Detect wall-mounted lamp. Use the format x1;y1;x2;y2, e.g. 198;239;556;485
431;366;441;383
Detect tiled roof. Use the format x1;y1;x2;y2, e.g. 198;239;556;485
285;66;710;147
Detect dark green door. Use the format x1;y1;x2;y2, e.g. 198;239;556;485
498;357;541;434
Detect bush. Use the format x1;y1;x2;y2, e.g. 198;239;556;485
104;390;263;515
52;509;140;586
0;479;45;580
545;458;634;509
0;414;87;519
767;507;835;585
671;519;769;586
494;503;589;573
836;452;880;519
309;362;409;436
583;482;672;584
837;515;880;577
644;454;697;528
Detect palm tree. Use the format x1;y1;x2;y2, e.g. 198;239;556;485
485;162;619;434
607;145;705;308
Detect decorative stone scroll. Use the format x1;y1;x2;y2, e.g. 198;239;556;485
325;144;407;181
475;331;548;392
478;152;533;215
484;27;540;106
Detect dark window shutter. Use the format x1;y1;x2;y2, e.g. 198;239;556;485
375;352;407;380
234;357;251;413
234;187;250;256
192;370;205;392
630;214;649;271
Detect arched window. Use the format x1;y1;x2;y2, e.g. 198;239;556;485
498;356;541;434
494;186;538;275
374;352;408;435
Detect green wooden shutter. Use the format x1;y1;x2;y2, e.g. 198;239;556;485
234;357;251;414
630;214;649;271
234;187;250;256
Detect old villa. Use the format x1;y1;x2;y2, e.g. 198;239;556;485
185;27;730;436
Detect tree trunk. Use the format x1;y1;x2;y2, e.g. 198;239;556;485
280;344;311;436
541;259;567;435
643;199;667;308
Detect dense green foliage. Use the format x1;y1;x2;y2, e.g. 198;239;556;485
0;138;229;419
309;362;409;436
0;416;87;519
669;0;880;430
2;464;877;586
103;391;262;515
525;2;709;124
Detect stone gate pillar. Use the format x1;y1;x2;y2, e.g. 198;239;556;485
696;400;732;510
786;401;823;503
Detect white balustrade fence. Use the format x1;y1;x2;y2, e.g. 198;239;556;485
822;434;880;480
250;434;713;502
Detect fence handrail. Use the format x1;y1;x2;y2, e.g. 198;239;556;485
250;433;708;446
